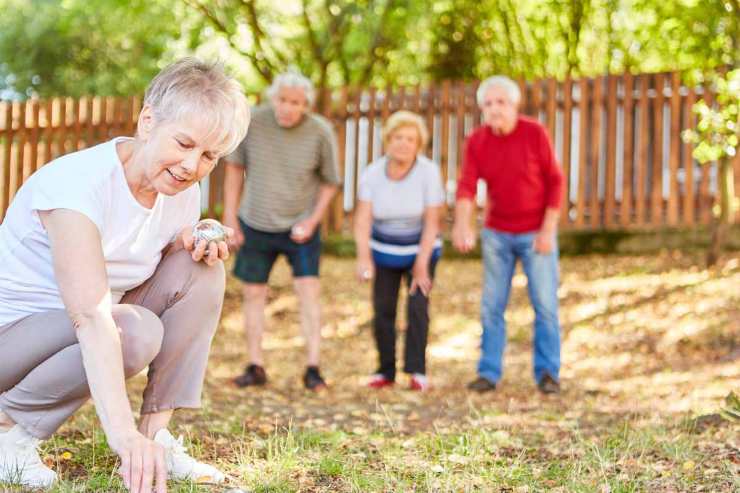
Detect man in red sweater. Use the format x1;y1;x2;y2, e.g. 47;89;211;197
452;76;563;394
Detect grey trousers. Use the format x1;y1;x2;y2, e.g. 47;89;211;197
0;249;225;439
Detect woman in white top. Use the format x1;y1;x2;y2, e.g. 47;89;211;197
354;111;445;392
0;58;250;492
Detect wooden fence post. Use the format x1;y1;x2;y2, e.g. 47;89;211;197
0;71;726;228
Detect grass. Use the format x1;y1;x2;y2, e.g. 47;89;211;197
3;251;739;492
18;419;740;492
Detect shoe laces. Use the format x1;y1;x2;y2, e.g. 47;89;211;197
12;435;44;467
162;434;196;468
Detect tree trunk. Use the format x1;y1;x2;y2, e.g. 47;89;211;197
707;159;736;266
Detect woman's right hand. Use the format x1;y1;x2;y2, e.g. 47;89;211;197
222;214;245;252
356;257;375;282
111;429;168;493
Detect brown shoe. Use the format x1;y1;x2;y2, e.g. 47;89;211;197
537;374;560;394
234;364;267;387
467;376;497;393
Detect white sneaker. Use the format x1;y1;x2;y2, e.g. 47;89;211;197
154;429;225;484
0;425;57;489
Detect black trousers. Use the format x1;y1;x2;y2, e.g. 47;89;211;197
372;260;437;380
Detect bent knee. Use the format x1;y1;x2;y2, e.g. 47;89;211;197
184;253;226;296
114;305;164;376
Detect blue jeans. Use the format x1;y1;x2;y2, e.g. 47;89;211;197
478;228;561;384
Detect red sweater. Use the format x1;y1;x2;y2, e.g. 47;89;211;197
457;117;563;233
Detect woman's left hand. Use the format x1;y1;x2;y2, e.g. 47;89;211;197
409;261;432;297
180;225;234;266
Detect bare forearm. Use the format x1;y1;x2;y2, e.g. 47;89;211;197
308;184;338;224
354;202;372;260
454;199;474;230
74;307;136;444
354;218;372;260
223;163;245;219
541;208;560;233
416;208;440;265
40;209;137;450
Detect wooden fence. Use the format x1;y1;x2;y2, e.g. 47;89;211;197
2;70;739;233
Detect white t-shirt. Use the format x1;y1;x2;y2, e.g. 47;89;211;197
357;154;445;237
0;137;200;327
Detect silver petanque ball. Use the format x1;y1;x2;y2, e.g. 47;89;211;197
193;219;227;254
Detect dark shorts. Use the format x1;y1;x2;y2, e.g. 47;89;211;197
233;220;321;284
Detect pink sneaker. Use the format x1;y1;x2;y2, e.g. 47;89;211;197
367;374;395;389
409;373;430;391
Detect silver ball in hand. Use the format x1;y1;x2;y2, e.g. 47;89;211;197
193;219;227;254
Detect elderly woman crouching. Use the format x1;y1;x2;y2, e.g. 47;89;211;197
354;111;445;392
0;58;250;492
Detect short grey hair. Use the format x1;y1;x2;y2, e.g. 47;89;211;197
143;57;250;157
266;69;316;107
476;75;521;107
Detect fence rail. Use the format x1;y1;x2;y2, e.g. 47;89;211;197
2;71;739;233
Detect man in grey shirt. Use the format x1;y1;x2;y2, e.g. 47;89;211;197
222;70;341;391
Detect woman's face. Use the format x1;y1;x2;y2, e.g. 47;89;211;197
138;110;223;196
386;125;420;165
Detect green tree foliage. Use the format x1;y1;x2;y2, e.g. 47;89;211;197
0;0;737;98
682;69;739;265
629;0;739;72
0;0;182;98
181;0;423;99
424;0;739;81
426;1;483;81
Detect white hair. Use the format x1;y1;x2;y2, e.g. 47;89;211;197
266;69;316;107
476;75;521;107
143;57;250;157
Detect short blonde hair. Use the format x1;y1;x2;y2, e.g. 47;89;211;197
382;110;429;153
143;57;250;157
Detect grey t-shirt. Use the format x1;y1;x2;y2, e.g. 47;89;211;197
225;105;341;232
358;155;445;238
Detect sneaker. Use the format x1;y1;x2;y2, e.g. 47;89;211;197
153;429;225;484
367;373;395;389
0;425;57;489
234;364;267;388
537;374;560;394
409;374;429;392
303;366;328;391
467;376;497;393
